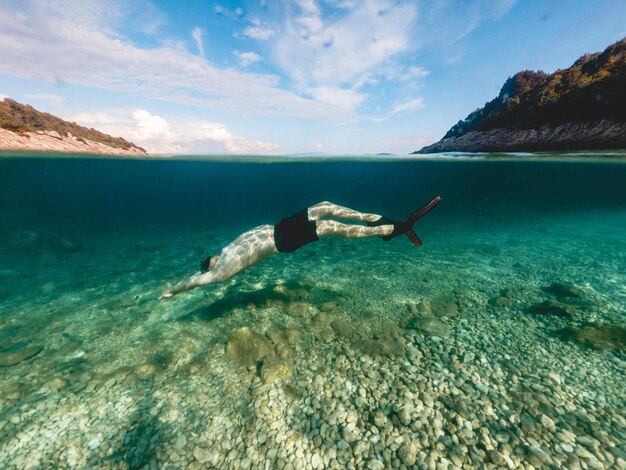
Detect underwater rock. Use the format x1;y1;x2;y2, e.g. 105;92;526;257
193;446;214;464
0;344;43;367
285;301;318;318
489;296;510;308
431;295;458;317
266;326;301;345
225;327;275;367
379;320;401;339
259;356;294;383
47;377;68;390
273;282;309;302
501;287;522;299
359;337;405;357
330;318;351;337
407;300;432;316
312;312;331;327
321;301;338;313
398;442;418;466
57;340;82;355
371;410;387;428
557;324;626;350
417;301;432;316
274;341;292;358
546;282;584;298
528;300;572;318
407;317;451;338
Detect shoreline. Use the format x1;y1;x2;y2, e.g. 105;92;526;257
0;129;147;157
1;149;626;164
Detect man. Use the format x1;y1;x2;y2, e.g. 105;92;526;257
162;196;441;298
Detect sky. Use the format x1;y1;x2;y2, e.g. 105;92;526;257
0;0;624;155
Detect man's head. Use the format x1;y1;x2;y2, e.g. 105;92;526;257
200;255;219;273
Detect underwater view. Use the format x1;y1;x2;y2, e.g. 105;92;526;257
0;154;625;469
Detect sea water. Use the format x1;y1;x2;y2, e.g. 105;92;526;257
0;154;625;468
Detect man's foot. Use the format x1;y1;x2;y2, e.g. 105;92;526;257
380;196;442;245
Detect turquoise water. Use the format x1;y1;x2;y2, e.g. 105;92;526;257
0;154;625;469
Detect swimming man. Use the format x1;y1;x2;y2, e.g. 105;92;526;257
162;197;441;298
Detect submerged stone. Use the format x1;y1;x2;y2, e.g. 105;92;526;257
0;344;43;367
501;287;521;299
312;312;331;326
557;324;626;350
431;295;458;317
225;327;275;367
330;318;351;337
379;320;401;340
398;442;418;466
417;301;432;316
528;300;571;318
407;317;451;338
285;301;318;318
359;337;405;357
489;296;510;307
546;282;584;298
259;356;293;383
266;326;301;345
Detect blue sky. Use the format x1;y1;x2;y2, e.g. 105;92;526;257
0;0;624;155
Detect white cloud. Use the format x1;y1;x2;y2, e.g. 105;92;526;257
0;0;517;124
70;109;279;154
0;93;9;101
241;21;276;40
404;66;430;80
391;97;424;115
307;85;366;112
214;5;243;19
0;0;355;120
191;27;204;57
236;51;262;67
412;0;517;50
23;93;65;106
275;0;417;88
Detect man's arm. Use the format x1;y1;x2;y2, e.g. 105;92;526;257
161;269;229;298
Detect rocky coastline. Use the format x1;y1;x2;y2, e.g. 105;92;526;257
415;38;626;154
0;98;147;156
416;119;626;154
0;128;148;156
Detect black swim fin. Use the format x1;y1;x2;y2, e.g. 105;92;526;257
379;196;442;245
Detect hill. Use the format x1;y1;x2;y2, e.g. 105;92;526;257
415;38;626;154
0;99;147;156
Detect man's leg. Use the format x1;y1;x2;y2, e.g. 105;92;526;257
307;201;384;223
315;220;393;239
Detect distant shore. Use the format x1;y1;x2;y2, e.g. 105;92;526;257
415;38;626;155
414;120;626;154
0;129;148;157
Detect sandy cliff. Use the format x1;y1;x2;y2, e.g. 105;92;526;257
0;98;148;156
0;128;148;156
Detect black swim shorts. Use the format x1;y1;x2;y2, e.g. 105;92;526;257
274;209;319;253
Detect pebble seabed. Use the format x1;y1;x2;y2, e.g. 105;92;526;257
0;211;625;469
